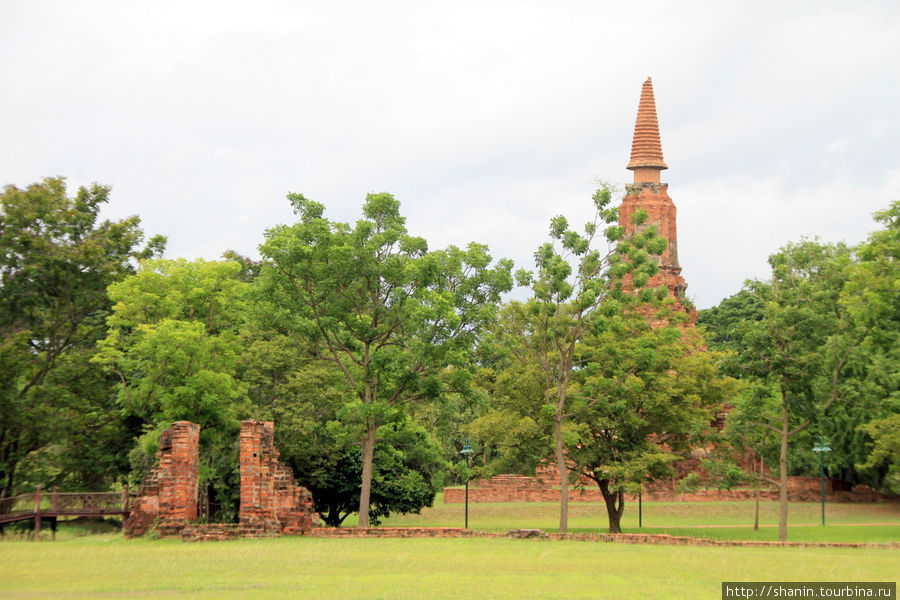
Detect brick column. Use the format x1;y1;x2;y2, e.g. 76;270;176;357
239;420;278;529
239;420;318;534
124;420;200;537
157;421;200;523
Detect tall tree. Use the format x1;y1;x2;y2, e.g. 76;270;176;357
512;184;667;532
729;240;858;541
95;258;248;430
700;204;900;522
0;178;164;496
239;333;445;526
93;258;248;517
256;192;512;527
845;201;900;491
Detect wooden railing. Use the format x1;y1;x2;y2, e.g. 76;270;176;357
0;486;134;540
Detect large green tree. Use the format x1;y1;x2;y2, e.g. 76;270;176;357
570;318;731;533
844;201;900;491
256;192;512;527
93;258;248;517
0;178;164;496
239;333;445;526
511;184;667;532
701;201;900;540
723;240;860;541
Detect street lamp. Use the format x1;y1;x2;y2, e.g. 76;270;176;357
460;440;475;529
812;439;831;525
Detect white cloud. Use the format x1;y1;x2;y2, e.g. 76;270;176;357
1;1;898;309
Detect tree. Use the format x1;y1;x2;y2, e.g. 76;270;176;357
511;184;668;533
701;204;900;523
696;289;764;374
95;258;248;429
93;258;248;518
0;177;164;496
569;316;732;532
239;333;445;526
727;240;858;541
256;192;512;527
857;414;900;494
845;201;900;492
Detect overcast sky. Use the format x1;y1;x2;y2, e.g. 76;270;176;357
2;1;898;309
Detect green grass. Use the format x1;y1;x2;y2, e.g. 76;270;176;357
2;499;897;599
375;495;900;543
1;535;897;599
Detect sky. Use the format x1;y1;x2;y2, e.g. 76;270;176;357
2;1;898;310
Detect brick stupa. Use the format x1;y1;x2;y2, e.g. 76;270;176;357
619;77;697;324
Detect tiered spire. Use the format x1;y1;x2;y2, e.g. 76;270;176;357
627;77;667;182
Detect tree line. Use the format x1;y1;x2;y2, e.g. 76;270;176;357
1;177;896;539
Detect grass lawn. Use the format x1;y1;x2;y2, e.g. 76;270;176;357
2;499;896;599
375;494;900;543
1;535;897;600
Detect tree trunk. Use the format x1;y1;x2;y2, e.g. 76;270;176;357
754;456;762;531
357;420;377;528
324;507;347;527
1;440;17;499
778;400;789;542
598;480;625;533
554;412;568;533
754;486;760;531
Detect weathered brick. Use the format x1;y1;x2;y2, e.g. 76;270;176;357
126;420;318;539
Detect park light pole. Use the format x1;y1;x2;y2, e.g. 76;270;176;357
460;439;474;529
812;439;831;525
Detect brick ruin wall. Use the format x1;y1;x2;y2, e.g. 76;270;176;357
239;420;317;535
124;421;200;537
444;465;893;504
124;420;317;539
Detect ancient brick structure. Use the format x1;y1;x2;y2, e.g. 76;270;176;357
125;420;317;539
239;420;317;535
619;77;698;324
442;474;889;504
124;421;200;537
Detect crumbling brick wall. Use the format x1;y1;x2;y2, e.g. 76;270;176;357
125;420;317;539
239;420;317;534
124;421;200;537
443;472;890;504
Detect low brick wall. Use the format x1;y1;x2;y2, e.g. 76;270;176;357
173;524;899;548
445;476;894;504
302;527;900;549
543;532;899;549
180;523;277;541
445;487;604;503
310;527;470;538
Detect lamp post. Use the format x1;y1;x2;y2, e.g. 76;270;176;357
460;440;474;529
812;439;831;525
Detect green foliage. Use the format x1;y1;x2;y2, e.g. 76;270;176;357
94;258;249;519
570;319;735;531
95;258;248;431
842;201;900;490
697;289;764;376
0;177;164;495
256;191;512;526
239;331;446;527
707;203;899;500
504;183;685;533
857;414;900;494
702;204;900;538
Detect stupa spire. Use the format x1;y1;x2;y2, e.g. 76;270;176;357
627;77;668;183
